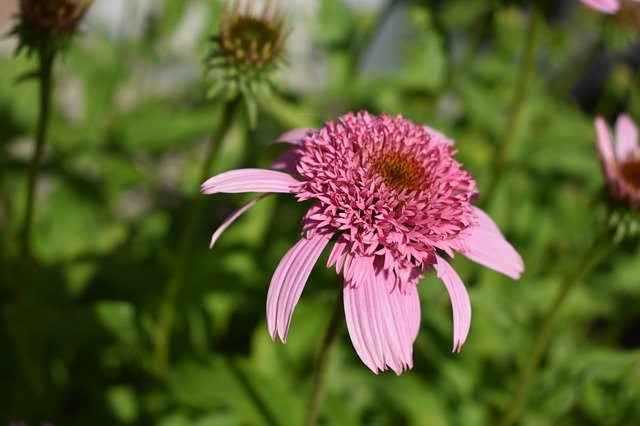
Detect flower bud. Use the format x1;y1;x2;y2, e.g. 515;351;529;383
13;0;91;56
206;1;289;127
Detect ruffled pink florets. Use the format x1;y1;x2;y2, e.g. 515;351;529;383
293;112;477;275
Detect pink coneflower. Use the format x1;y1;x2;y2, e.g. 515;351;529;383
202;112;523;374
595;114;640;209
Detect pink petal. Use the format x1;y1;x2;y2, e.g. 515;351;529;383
579;0;620;13
266;233;333;342
273;128;315;145
201;169;298;194
595;116;615;163
615;114;639;161
209;194;269;248
463;207;524;280
435;255;471;353
272;147;299;172
343;254;374;288
343;266;420;375
327;237;349;273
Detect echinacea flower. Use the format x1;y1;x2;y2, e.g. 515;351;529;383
595;114;640;209
202;112;524;374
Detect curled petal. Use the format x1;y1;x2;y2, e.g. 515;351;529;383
435;255;471;353
343;265;420;375
201;169;298;194
210;194;269;248
463;207;524;279
266;233;333;342
578;0;620;13
615;114;639;161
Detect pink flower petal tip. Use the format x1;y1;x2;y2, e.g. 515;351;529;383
579;0;621;13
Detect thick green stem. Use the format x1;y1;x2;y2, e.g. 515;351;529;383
305;294;344;426
498;235;610;426
153;98;240;378
20;51;55;259
483;6;543;206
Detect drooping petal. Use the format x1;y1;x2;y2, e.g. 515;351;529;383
209;194;269;248
404;282;421;343
201;169;298;194
462;207;524;280
274;128;315;145
435;255;471;353
390;266;422;344
579;0;620;13
615;114;639;161
595;116;615;163
343;265;419;375
266;232;333;342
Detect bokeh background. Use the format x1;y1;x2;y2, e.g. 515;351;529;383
1;0;640;424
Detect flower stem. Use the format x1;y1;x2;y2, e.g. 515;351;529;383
484;5;543;206
153;97;240;378
305;293;344;426
498;234;610;426
20;51;55;259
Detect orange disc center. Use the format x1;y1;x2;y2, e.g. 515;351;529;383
374;152;425;191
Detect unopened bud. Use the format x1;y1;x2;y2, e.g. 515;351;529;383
14;0;91;56
206;0;289;127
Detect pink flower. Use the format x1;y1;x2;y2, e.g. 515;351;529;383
595;114;640;208
579;0;621;13
202;112;523;374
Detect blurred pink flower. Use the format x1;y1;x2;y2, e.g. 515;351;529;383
595;114;640;208
202;112;523;374
579;0;621;13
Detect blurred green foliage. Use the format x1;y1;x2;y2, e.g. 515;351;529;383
1;0;640;425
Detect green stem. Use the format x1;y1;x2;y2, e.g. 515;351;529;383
20;51;55;259
498;234;610;426
153;97;240;378
305;294;344;426
483;5;543;206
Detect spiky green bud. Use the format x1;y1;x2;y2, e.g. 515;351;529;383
206;1;289;127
